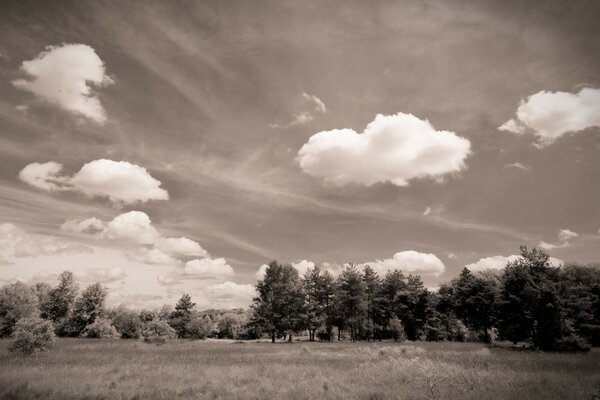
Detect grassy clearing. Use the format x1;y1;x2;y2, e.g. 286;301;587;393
0;339;598;400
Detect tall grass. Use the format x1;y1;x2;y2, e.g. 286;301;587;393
0;339;598;399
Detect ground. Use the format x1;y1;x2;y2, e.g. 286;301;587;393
0;339;598;399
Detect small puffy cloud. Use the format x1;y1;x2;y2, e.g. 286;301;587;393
269;92;327;129
133;248;178;265
183;258;234;277
504;162;530;171
297;112;471;186
361;250;446;277
291;260;315;276
464;255;520;273
499;87;600;146
0;222;92;264
423;206;432;216
12;43;113;123
156;237;208;258
447;253;457;259
465;254;563;272
61;217;105;235
539;228;579;250
18;162;67;191
105;211;159;245
19;159;169;205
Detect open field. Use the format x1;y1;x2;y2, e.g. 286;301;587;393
0;340;599;400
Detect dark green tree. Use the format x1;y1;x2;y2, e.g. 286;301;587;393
170;294;196;338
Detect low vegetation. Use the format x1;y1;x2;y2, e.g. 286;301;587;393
0;339;598;400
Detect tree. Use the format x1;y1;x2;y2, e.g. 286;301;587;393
170;294;196;338
187;315;215;339
319;270;337;341
337;264;367;341
83;318;119;338
452;268;498;343
362;265;383;341
380;270;407;336
217;313;245;339
395;275;429;340
497;246;565;350
8;317;55;355
142;319;177;344
303;266;324;341
40;271;78;327
250;261;306;342
0;282;39;337
388;317;406;342
68;283;108;337
110;307;142;339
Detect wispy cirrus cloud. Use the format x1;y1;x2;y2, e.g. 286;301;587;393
269;92;326;129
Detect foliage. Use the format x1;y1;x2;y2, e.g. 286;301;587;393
142;319;177;344
387;317;406;342
82;318;119;338
8;317;55;355
40;271;78;330
217;313;245;339
187;315;214;340
67;283;108;337
110;307;142;339
0;282;39;337
169;294;196;338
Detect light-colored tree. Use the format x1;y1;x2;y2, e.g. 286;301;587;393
83;318;119;338
8;317;55;355
0;282;39;337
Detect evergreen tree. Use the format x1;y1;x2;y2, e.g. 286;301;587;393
170;294;196;338
337;264;367;341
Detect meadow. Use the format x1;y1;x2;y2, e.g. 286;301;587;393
0;339;598;400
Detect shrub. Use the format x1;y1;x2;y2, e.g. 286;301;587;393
82;318;119;338
112;310;141;339
187;316;214;340
554;333;591;352
8;317;55;355
142;320;177;344
388;317;406;342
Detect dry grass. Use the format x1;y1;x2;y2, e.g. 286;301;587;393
0;339;598;400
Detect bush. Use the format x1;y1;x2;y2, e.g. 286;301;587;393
388;317;406;342
142;320;177;344
8;317;56;355
187;316;214;340
82;318;119;338
554;333;591;352
112;311;141;339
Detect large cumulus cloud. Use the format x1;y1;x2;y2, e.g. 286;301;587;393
297;112;471;186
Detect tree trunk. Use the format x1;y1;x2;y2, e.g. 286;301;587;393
288;333;293;342
271;331;275;343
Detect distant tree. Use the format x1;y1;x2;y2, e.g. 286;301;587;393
170;294;196;338
217;313;245;339
110;307;141;339
34;282;51;318
395;275;429;340
8;317;55;355
40;271;78;328
303;266;324;341
319;270;337;341
452;268;498;343
380;270;407;334
497;246;565;350
337;264;367;341
139;309;156;323
83;318;119;338
250;261;306;342
187;315;214;340
68;283;108;337
142;319;177;344
0;282;39;337
362;265;383;341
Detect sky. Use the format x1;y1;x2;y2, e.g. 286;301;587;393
0;0;599;309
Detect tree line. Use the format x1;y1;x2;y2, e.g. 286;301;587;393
0;246;598;353
249;247;599;351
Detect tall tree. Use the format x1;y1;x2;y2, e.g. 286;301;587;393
395;275;429;340
170;294;196;338
68;283;108;336
337;264;367;341
251;261;305;342
362;265;383;341
303;266;323;341
0;282;39;336
41;271;78;326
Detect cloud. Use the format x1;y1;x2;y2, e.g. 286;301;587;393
18;162;67;191
183;258;234;277
0;222;93;265
12;43;113;123
539;228;579;250
291;260;315;276
297;112;471;186
105;211;159;245
447;253;457;259
504;162;530;171
499;87;600;146
465;254;563;272
133;248;178;265
360;250;446;277
156;237;208;258
61;217;105;235
269;92;327;129
19;159;169;205
423;206;432;216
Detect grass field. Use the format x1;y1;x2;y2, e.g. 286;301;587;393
0;339;599;400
